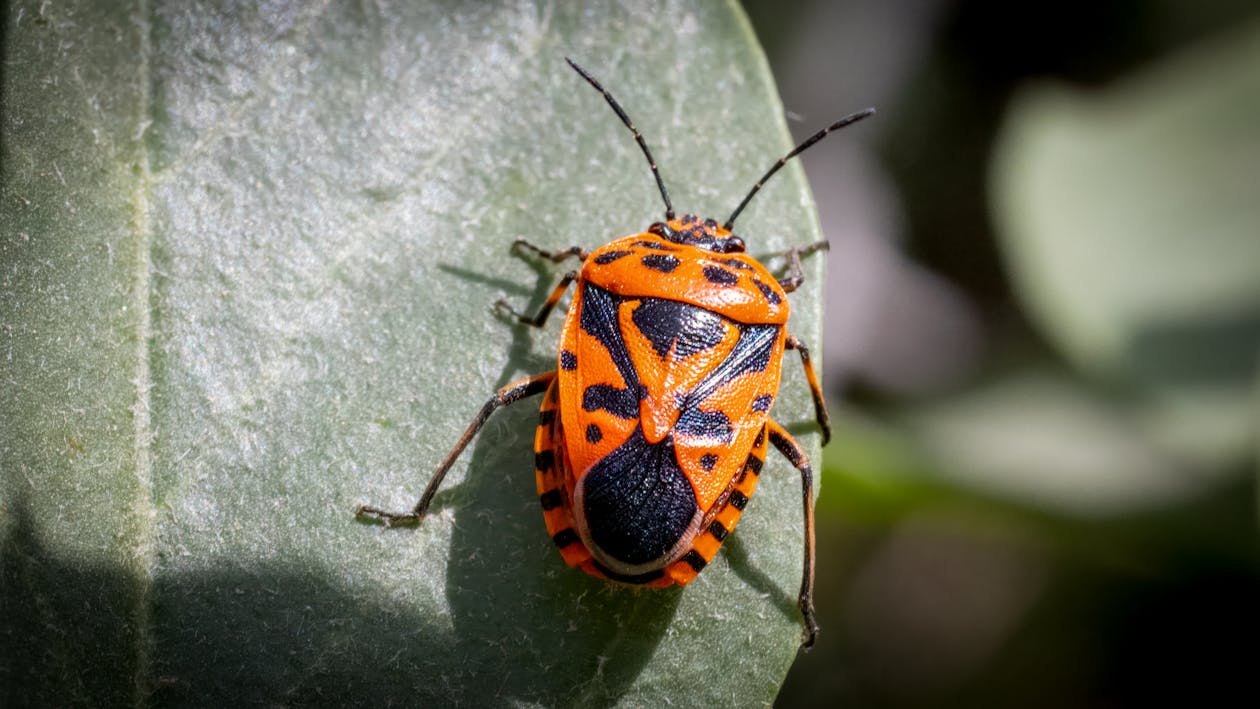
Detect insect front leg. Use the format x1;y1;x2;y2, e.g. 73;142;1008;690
777;240;829;293
356;371;557;526
785;335;831;444
510;238;590;264
494;270;579;328
765;419;820;649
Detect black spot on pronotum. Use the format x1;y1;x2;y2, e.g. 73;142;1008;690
560;350;577;370
707;519;729;542
631;240;678;251
585;424;602;444
730;490;749;510
681;549;707;572
593;250;633;265
699;453;718;471
640;254;680;273
752;278;782;305
702;265;739;286
539;489;562;510
752;394;774;412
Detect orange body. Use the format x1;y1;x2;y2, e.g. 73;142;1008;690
533;217;788;586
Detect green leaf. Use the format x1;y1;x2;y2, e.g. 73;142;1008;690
2;1;832;705
990;20;1260;470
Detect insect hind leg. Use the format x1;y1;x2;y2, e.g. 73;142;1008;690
356;371;557;526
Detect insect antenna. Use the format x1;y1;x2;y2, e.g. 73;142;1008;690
566;57;675;221
724;107;875;230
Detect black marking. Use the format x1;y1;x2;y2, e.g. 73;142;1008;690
681;549;707;572
591;560;665;585
715;257;752;271
539;489;563;510
593;249;633;265
754;427;766;448
538;410;557;427
552;528;581;548
585;424;603;444
579;284;640;395
581;427;698;566
746;455;764;476
582;384;638;419
682;324;779;409
632;240;679;251
560;350;577;370
752;394;774;412
730;490;749;510
703;265;739;286
675;408;733;442
631;298;726;359
641;254;680;273
752;278;782;305
707;520;729;542
700;453;718;471
535;450;555;472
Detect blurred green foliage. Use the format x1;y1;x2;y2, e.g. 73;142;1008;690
744;1;1260;707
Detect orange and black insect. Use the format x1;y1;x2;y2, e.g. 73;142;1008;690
358;58;873;648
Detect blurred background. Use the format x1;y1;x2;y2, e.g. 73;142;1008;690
739;1;1260;706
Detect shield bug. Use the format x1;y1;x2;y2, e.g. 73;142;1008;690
358;58;873;648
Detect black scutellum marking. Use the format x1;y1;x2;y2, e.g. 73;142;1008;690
560;350;578;370
581;426;698;566
539;489;563;510
640;254;680;273
585;424;603;444
681;549;707;572
707;519;729;541
535;451;555;472
553;528;581;548
631;298;725;359
752;394;774;412
700;453;718;471
702;265;739;286
582;384;638;420
752;278;782;305
593;250;633;265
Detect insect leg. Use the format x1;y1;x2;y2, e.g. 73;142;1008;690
785;335;831;444
766;419;820;649
777;240;829;293
510;238;590;264
494;270;578;329
356;371;558;526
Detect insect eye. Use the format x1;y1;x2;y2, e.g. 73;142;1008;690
648;222;677;240
719;236;746;253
